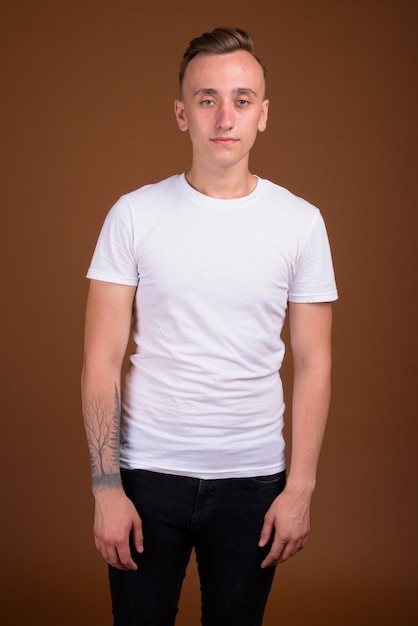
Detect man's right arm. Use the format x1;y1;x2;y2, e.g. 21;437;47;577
81;279;143;571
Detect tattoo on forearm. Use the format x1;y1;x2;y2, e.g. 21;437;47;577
85;384;122;491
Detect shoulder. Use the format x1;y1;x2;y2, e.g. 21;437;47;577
103;175;182;229
257;177;320;218
256;178;323;240
122;174;182;208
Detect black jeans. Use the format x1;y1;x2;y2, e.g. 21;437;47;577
109;468;286;626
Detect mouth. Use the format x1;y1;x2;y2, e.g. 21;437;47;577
211;137;238;145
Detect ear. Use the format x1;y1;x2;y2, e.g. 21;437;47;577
174;99;188;132
257;99;269;133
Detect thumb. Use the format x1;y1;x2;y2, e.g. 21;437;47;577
132;515;144;553
258;512;274;547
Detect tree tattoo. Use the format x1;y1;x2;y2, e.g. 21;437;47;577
85;384;122;491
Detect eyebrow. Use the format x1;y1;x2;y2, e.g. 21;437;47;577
193;87;258;97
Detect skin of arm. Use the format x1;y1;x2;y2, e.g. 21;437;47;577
258;301;333;568
81;279;143;571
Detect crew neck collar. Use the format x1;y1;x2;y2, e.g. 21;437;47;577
178;172;262;206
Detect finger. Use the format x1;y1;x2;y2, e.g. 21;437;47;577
279;540;298;563
261;535;307;568
97;535;138;571
96;540;128;571
107;546;131;571
258;514;274;548
115;541;138;571
260;537;287;568
132;517;144;554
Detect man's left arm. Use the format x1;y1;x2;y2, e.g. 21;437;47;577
259;301;333;568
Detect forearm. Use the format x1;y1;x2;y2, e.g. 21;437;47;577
286;363;331;496
259;302;332;567
259;365;331;567
80;281;142;570
81;368;123;493
81;280;136;494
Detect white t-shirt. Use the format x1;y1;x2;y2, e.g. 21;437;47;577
87;174;338;479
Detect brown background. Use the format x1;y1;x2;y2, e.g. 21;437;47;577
1;1;417;624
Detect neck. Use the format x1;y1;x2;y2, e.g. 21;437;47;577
185;165;257;199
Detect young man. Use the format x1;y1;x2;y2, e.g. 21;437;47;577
81;27;338;626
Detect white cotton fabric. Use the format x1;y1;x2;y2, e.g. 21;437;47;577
87;174;338;479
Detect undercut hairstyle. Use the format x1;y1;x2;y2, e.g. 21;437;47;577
179;27;266;96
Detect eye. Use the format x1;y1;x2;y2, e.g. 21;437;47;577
201;99;214;106
236;99;249;106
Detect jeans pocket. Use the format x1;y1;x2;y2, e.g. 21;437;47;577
249;470;286;486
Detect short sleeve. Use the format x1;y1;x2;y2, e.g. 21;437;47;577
288;212;338;303
86;196;139;286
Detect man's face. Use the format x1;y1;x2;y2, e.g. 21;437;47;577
174;50;269;171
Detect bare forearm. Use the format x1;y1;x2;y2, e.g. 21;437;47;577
258;302;333;567
286;365;331;495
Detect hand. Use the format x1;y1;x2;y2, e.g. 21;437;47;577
258;487;311;568
93;489;144;571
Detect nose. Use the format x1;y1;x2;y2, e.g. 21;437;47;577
216;102;235;130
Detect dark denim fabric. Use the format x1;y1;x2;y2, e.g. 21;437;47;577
109;468;286;626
